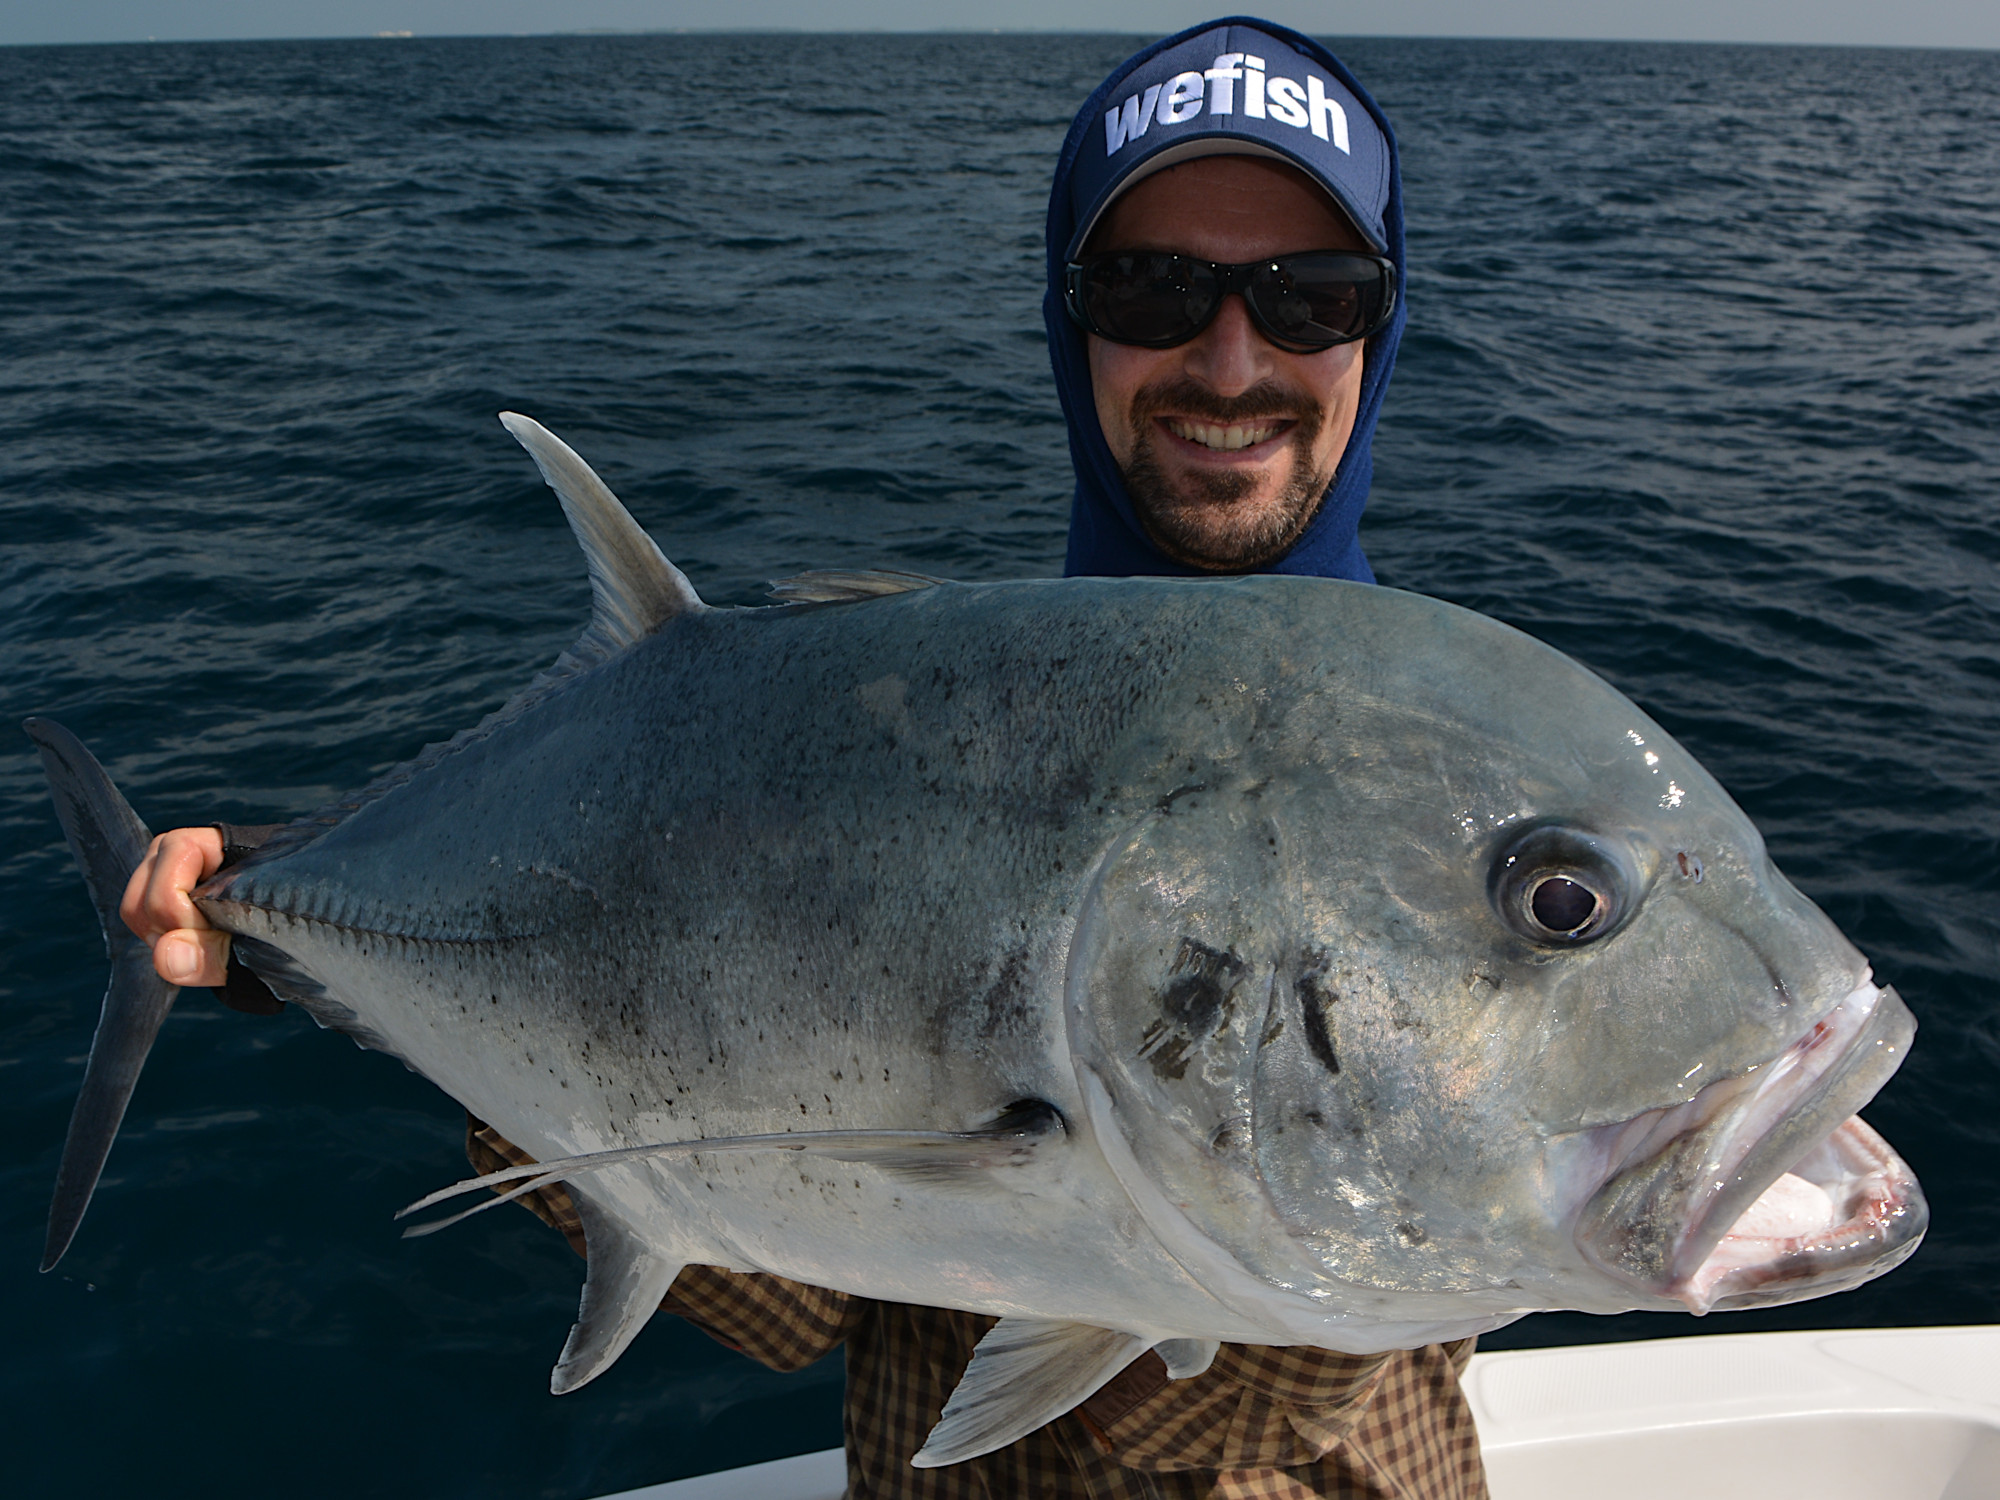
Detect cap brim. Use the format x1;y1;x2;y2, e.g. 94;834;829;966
1066;135;1389;261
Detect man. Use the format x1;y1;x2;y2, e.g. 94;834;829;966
1050;18;1400;586
121;19;1483;1499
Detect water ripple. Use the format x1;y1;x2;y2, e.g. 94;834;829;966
1;31;1996;1500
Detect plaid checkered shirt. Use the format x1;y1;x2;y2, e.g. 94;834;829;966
470;1119;1489;1499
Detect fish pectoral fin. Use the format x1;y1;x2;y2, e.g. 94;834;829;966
765;568;945;603
498;413;706;663
398;1102;1064;1237
911;1318;1152;1468
1151;1337;1219;1380
549;1196;683;1395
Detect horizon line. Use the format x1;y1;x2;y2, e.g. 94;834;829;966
6;27;1997;53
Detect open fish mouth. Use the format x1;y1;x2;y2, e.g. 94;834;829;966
1575;979;1926;1313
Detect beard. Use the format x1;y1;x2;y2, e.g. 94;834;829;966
1118;376;1334;572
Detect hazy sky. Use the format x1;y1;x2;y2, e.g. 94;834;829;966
8;0;1998;51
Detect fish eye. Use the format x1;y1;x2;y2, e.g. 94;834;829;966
1528;875;1603;937
1490;824;1633;946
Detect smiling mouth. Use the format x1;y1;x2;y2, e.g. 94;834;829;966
1575;979;1926;1314
1163;417;1289;453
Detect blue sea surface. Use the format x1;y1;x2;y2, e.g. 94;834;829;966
1;31;1996;1500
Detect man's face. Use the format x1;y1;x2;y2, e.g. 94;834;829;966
1086;156;1372;572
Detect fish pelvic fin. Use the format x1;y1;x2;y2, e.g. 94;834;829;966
1152;1337;1220;1380
550;1196;682;1395
22;718;179;1272
498;412;705;663
766;568;944;604
912;1318;1152;1467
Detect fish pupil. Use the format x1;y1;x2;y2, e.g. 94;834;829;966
1531;875;1599;935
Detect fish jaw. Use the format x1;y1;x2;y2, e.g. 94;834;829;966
1685;1116;1927;1310
1572;979;1924;1314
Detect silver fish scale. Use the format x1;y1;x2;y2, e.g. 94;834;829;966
205;575;1311;1334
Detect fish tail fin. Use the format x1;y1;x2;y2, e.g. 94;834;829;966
22;717;179;1272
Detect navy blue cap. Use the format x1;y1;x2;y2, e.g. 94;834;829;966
1064;20;1393;259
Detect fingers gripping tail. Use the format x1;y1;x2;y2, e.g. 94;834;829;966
23;719;179;1272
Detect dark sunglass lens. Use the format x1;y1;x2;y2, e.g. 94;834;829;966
1084;254;1218;346
1249;255;1388;346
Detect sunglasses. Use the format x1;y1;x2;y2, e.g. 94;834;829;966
1063;249;1398;353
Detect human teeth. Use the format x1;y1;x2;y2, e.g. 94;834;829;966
1167;419;1278;451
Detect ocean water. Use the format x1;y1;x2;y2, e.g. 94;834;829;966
1;31;1996;1500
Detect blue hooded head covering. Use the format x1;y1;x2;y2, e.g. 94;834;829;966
1047;18;1406;582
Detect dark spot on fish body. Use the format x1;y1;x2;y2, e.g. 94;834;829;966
1296;963;1342;1077
1387;989;1429;1036
1138;1020;1193;1080
1136;940;1249;1080
974;945;1035;1043
1158;938;1246;1035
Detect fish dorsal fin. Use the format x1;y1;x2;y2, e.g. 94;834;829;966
913;1318;1152;1467
499;412;705;662
549;1195;683;1395
206;416;702;872
766;568;944;604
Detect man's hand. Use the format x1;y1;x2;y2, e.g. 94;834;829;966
120;827;230;987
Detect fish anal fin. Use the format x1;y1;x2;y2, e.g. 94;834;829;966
549;1196;682;1395
766;568;944;604
498;412;705;660
912;1318;1151;1468
228;936;403;1059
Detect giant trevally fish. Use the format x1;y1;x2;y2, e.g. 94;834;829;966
28;415;1926;1466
